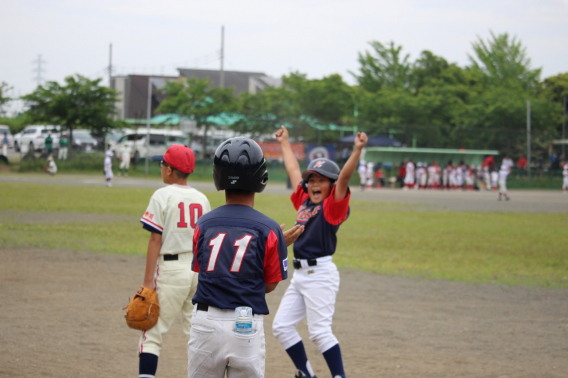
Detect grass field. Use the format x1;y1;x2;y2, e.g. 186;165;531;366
1;182;567;287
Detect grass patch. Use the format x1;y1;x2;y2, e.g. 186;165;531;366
1;183;567;287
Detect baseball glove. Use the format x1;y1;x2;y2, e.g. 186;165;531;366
124;286;160;331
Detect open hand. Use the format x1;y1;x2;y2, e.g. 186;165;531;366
280;223;304;247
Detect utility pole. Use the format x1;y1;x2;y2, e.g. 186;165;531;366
108;43;113;88
563;95;567;160
220;25;225;88
145;77;152;175
527;100;531;183
32;54;46;86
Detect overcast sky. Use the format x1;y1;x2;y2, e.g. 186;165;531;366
1;0;567;114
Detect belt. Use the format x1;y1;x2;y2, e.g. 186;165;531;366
163;254;178;261
197;303;209;312
293;258;317;269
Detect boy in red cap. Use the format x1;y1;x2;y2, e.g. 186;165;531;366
137;144;211;377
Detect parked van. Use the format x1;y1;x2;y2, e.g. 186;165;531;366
111;128;187;161
13;125;61;154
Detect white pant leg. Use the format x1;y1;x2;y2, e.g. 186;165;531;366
188;307;265;378
272;277;307;350
139;254;197;356
2;144;7;156
563;177;568;190
498;179;507;194
273;261;340;354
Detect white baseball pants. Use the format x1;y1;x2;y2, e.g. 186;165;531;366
187;306;265;378
499;178;507;194
273;256;340;354
138;253;198;357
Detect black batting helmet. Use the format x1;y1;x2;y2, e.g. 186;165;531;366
301;158;340;182
213;137;268;193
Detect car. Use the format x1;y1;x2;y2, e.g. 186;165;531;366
111;128;187;161
0;125;14;149
13;125;61;154
71;130;98;152
97;128;134;151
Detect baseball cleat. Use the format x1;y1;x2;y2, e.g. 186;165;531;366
294;371;317;378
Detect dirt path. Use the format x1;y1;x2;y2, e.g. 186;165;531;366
1;248;566;377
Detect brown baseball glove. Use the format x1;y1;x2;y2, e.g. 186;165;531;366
124;286;160;331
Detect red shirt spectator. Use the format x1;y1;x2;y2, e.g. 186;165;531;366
517;156;527;169
482;156;495;169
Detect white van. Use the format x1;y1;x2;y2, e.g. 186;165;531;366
111;128;187;161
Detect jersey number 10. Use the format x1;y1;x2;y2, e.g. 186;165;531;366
177;202;203;229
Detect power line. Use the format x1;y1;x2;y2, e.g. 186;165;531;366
32;54;46;86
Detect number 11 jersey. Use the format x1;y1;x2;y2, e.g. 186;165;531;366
192;204;289;315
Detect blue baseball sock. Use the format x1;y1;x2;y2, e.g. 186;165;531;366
139;352;158;377
322;344;345;378
285;341;314;377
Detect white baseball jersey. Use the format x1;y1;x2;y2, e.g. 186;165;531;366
141;184;211;255
138;184;211;357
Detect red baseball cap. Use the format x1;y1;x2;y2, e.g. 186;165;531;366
154;144;195;174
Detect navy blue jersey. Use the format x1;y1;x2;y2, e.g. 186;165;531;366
192;204;288;315
290;183;350;259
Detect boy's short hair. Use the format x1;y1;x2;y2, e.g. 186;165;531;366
173;170;190;180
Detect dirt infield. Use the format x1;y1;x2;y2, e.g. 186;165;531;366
1;248;567;378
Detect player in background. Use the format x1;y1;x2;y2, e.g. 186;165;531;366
416;162;427;189
104;150;113;187
188;137;303;378
455;161;465;190
58;132;68;160
357;160;367;191
137;145;211;378
562;161;568;193
366;161;374;190
272;125;367;378
44;155;57;175
442;161;452;190
491;168;499;191
403;159;415;190
498;163;511;201
119;141;133;176
2;132;9;156
465;165;475;190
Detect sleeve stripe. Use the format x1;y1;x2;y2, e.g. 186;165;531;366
140;218;163;231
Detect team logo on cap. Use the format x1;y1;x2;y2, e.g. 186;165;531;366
313;161;325;168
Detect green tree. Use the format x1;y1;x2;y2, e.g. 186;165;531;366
540;73;568;104
0;82;12;116
235;86;297;137
156;77;236;158
352;41;412;92
22;75;119;146
469;31;541;90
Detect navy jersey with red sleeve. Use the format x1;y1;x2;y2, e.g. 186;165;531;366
290;183;350;259
191;204;288;315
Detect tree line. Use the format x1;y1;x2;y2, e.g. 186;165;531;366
2;31;567;163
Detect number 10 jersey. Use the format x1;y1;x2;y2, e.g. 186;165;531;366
140;184;211;255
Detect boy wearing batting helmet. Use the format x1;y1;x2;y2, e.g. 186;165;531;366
137;144;211;377
272;125;368;378
188;137;304;378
